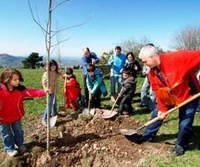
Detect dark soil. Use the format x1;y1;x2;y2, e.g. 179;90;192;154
0;108;171;167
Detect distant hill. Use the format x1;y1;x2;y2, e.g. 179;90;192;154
0;53;25;67
60;56;81;66
0;53;82;68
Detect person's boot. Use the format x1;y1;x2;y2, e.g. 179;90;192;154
172;145;185;156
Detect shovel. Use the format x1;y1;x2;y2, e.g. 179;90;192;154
102;92;122;119
83;94;96;115
120;92;200;136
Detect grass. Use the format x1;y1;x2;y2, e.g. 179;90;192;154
0;68;200;166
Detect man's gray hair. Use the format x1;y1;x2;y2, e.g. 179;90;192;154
139;44;159;59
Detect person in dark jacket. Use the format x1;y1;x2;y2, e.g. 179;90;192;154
124;52;142;78
124;52;141;95
118;68;136;115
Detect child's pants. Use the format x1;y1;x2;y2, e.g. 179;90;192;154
118;94;133;114
43;93;57;122
0;120;24;151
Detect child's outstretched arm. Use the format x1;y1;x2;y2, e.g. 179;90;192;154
23;89;46;98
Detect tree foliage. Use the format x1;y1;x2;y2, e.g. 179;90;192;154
22;52;43;69
173;25;200;50
100;37;152;64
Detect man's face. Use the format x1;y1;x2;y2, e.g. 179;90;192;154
115;49;121;55
83;48;90;57
141;56;157;68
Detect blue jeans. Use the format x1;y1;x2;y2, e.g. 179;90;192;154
142;99;198;149
0;120;24;151
110;75;122;96
142;105;163;140
42;93;57;122
176;98;198;148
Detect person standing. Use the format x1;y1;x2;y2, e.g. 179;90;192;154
63;68;81;111
117;68;136;115
127;44;200;156
81;47;99;106
0;68;47;157
107;46;126;101
140;65;156;111
124;52;141;78
42;60;60;125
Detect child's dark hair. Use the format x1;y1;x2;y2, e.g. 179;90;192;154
0;68;26;91
48;59;59;74
87;63;96;72
126;52;135;60
122;67;132;76
66;67;73;75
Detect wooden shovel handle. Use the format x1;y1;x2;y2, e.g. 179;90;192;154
143;92;200;128
110;88;124;112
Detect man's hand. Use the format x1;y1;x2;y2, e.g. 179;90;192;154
118;93;122;97
157;111;169;120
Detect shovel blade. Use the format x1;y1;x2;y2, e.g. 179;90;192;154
119;128;138;136
102;109;118;119
89;108;96;116
50;115;58;128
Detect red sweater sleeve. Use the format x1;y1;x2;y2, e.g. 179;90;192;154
23;89;46;98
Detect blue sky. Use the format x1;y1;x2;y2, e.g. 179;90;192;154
0;0;200;58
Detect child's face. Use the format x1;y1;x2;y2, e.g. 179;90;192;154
122;73;129;79
89;71;95;77
10;74;20;87
50;65;57;71
66;73;72;78
127;54;133;61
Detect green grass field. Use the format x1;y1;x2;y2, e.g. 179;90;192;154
0;68;200;166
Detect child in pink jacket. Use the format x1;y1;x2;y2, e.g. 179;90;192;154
0;68;47;157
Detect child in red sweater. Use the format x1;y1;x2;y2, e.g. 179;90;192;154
0;68;47;157
63;68;81;111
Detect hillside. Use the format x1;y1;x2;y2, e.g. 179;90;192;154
0;53;24;67
0;54;82;68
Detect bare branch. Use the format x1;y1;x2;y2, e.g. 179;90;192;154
51;16;91;38
51;0;70;11
28;0;47;33
173;25;200;50
52;37;71;48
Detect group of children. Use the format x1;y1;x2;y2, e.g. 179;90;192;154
0;55;140;157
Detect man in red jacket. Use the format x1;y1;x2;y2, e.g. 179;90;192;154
129;44;200;156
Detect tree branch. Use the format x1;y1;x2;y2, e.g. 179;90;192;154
28;0;47;33
51;15;91;38
51;0;70;11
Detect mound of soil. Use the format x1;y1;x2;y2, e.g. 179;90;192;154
0;109;171;167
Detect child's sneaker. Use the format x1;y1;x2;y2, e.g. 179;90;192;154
18;145;27;154
7;149;18;157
